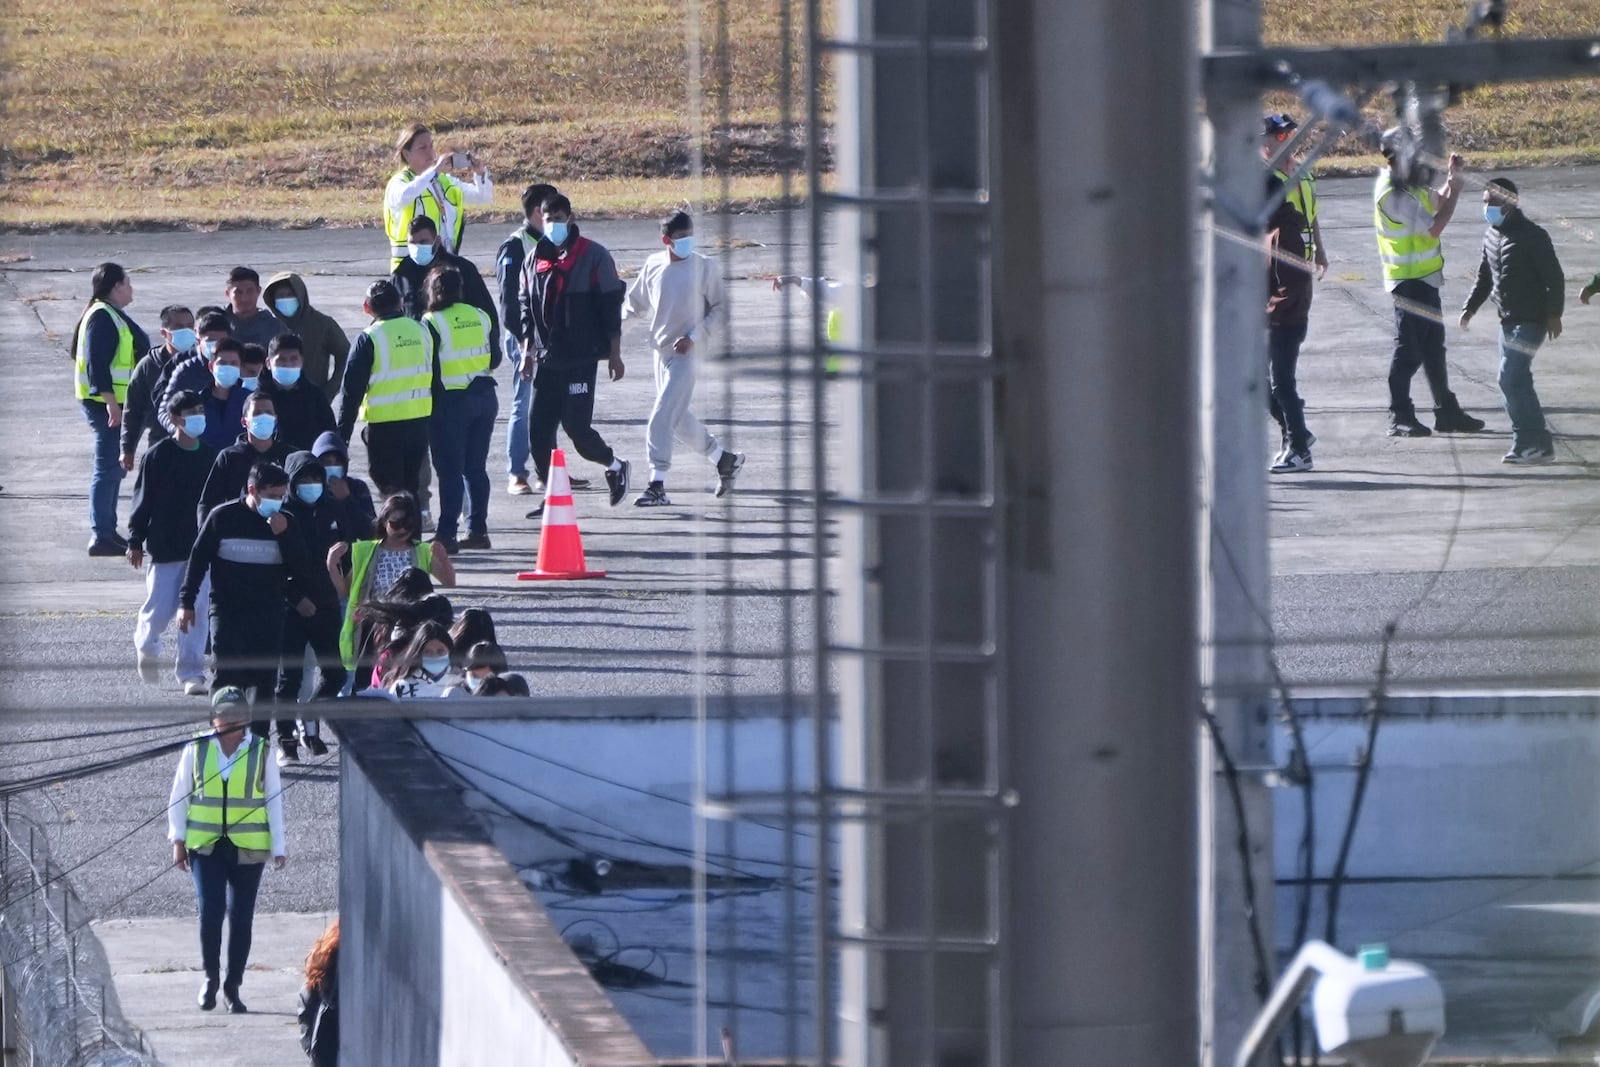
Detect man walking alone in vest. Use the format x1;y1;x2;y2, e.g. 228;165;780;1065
1458;178;1565;464
168;687;287;1014
623;211;745;505
1373;132;1485;437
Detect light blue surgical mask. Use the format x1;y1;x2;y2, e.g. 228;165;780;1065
248;413;277;439
1484;205;1505;226
256;496;284;518
296;483;324;504
273;297;301;318
544;221;569;246
274;366;302;387
465;672;490;692
199;338;219;359
323;465;345;480
182;414;206;438
169;328;198;352
212;363;240;388
408;243;436;266
241;375;260;392
671;235;695;257
422;655;452;679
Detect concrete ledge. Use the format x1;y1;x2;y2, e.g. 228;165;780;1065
337;720;656;1067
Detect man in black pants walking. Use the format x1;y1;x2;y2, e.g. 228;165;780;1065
518;193;632;512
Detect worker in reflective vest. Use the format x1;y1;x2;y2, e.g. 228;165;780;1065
334;279;440;504
167;689;286;1014
73;262;149;557
1373;130;1484;438
1261;113;1329;278
382;123;493;270
422;266;499;552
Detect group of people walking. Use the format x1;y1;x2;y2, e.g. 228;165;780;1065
1263;111;1584;472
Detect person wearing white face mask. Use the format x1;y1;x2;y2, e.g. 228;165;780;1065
196;391;292;526
180;462;315;720
121;304;195;471
128;390;218;695
623;210;744;506
383;122;493;271
262;273;348;402
261;334;336;451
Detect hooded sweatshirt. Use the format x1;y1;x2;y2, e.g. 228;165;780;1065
312;430;376;542
264;273;351;401
283;451;343;608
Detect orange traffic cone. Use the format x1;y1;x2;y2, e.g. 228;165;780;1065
517;449;607;580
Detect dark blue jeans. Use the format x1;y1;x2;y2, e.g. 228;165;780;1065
1268;321;1310;452
430;385;499;539
1498;322;1551;451
189;837;266;985
80;400;124;539
1388;279;1460;420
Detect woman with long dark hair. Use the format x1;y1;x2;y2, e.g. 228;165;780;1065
297;919;340;1065
382;621;456;699
73;262;150;555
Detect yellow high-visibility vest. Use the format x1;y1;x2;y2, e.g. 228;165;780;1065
424;303;493;390
1275;168;1320;258
74;302;135;403
183;735;272;853
358;317;434;424
1374;176;1444;282
338;539;434;669
384;168;468;269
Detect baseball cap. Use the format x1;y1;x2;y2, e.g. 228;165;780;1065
210;686;247;708
1264;113;1299;137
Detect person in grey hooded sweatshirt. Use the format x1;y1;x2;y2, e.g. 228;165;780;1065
263;272;349;402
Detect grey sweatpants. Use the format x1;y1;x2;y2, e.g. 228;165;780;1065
647;350;720;482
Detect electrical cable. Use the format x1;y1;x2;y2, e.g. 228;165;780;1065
1200;707;1273;1005
0;723;201;776
0;719;201;748
1323;624;1393;952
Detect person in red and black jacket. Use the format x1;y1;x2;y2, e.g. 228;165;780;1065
516;193;632;509
1267;173;1316;474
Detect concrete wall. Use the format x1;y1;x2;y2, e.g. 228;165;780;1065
1274;694;1600;878
338;721;655;1067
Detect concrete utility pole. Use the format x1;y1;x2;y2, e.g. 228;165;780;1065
996;0;1200;1062
1199;0;1277;1057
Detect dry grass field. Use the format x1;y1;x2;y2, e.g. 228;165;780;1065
0;0;1595;228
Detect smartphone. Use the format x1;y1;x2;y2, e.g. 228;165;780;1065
449;151;471;169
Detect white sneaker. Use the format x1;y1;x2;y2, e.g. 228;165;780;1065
1270;450;1313;474
420;510;436;532
136;652;161;686
507;476;533;496
183;678;209;697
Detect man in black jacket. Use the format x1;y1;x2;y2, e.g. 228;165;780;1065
518;193;632;509
1459;177;1565;465
180;462;313;728
120;304;194;471
275;452;346;758
128;390;216;695
262;334;337;451
197;392;292;526
311;431;375;542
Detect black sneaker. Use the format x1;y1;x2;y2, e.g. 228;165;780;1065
525;501;545;520
87;536;125;557
221;984;247;1014
302;734;329;757
714;451;746;498
568;476;591;490
1270;450;1313;474
1433;408;1486;433
276;737;300;767
1502;445;1555;465
605;460;631;507
635;482;672;507
432;535;460;555
198;975;219;1011
457;532;493;550
1388;417;1432;438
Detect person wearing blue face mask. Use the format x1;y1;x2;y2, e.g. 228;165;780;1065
311;431;375;542
1459;177;1566;465
121;304;195;472
261;334;336;451
159;325;249;449
197;391;292;527
128;390;219;696
181;462;316;735
273;452;345;758
381;621;457;699
623;210;745;506
262;273;348;402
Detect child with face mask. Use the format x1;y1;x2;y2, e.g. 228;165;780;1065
273;452;348;760
128;390;218;696
382;621;457;699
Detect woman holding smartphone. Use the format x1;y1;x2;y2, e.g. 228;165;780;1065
382;123;493;269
